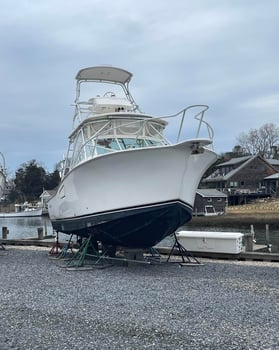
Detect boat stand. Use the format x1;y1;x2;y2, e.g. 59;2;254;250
0;241;6;251
54;233;74;259
144;247;161;263
66;236;108;269
166;233;201;266
49;232;63;255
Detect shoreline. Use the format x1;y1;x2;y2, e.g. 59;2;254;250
187;212;279;230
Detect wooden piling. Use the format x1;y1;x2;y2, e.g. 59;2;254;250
2;227;9;239
244;225;254;252
37;227;44;240
265;224;270;245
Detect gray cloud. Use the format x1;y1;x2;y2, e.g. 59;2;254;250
0;0;278;174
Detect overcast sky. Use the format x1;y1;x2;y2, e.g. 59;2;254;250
1;0;278;176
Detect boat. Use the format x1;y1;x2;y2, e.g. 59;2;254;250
0;202;43;218
47;66;217;249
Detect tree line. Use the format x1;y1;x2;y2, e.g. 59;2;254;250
236;123;279;158
6;160;60;203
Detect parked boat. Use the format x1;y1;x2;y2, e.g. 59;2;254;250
48;66;217;248
0;202;43;218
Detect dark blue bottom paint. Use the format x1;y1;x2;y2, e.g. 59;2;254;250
51;201;192;248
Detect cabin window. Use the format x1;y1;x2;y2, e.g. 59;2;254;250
93;137;166;154
93;138;120;154
207;198;212;202
85;141;95;158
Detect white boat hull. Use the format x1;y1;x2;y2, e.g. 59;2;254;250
48;140;216;248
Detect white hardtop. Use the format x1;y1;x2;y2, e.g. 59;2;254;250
76;66;133;84
68;112;167;139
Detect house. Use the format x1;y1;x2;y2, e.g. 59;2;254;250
266;158;279;172
39;189;56;214
201;155;278;204
264;173;279;196
193;189;227;216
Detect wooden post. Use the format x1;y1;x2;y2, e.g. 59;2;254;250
37;227;44;240
44;220;47;236
2;227;9;239
245;225;254;252
265;224;270;246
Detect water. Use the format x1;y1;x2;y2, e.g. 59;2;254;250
0;216;68;242
1;217;279;252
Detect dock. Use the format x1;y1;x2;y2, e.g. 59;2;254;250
157;246;279;262
1;238;279;262
0;237;56;248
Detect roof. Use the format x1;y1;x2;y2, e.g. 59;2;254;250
216;156;251;167
266;158;279;166
264;173;279;180
204;154;278;182
76;66;133;84
196;189;227;197
40;189;56;198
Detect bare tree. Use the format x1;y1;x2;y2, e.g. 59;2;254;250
236;123;279;158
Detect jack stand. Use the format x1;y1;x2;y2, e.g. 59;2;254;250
144;247;161;263
149;247;160;257
56;233;74;259
166;233;201;266
66;236;103;268
49;232;63;255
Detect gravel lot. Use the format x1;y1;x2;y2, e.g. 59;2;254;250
0;246;278;350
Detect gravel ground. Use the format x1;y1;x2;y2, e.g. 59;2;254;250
0;246;278;350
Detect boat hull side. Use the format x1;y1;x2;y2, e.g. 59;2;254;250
51;200;192;248
48;141;217;220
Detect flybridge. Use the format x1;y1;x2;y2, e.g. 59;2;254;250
73;66;141;128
